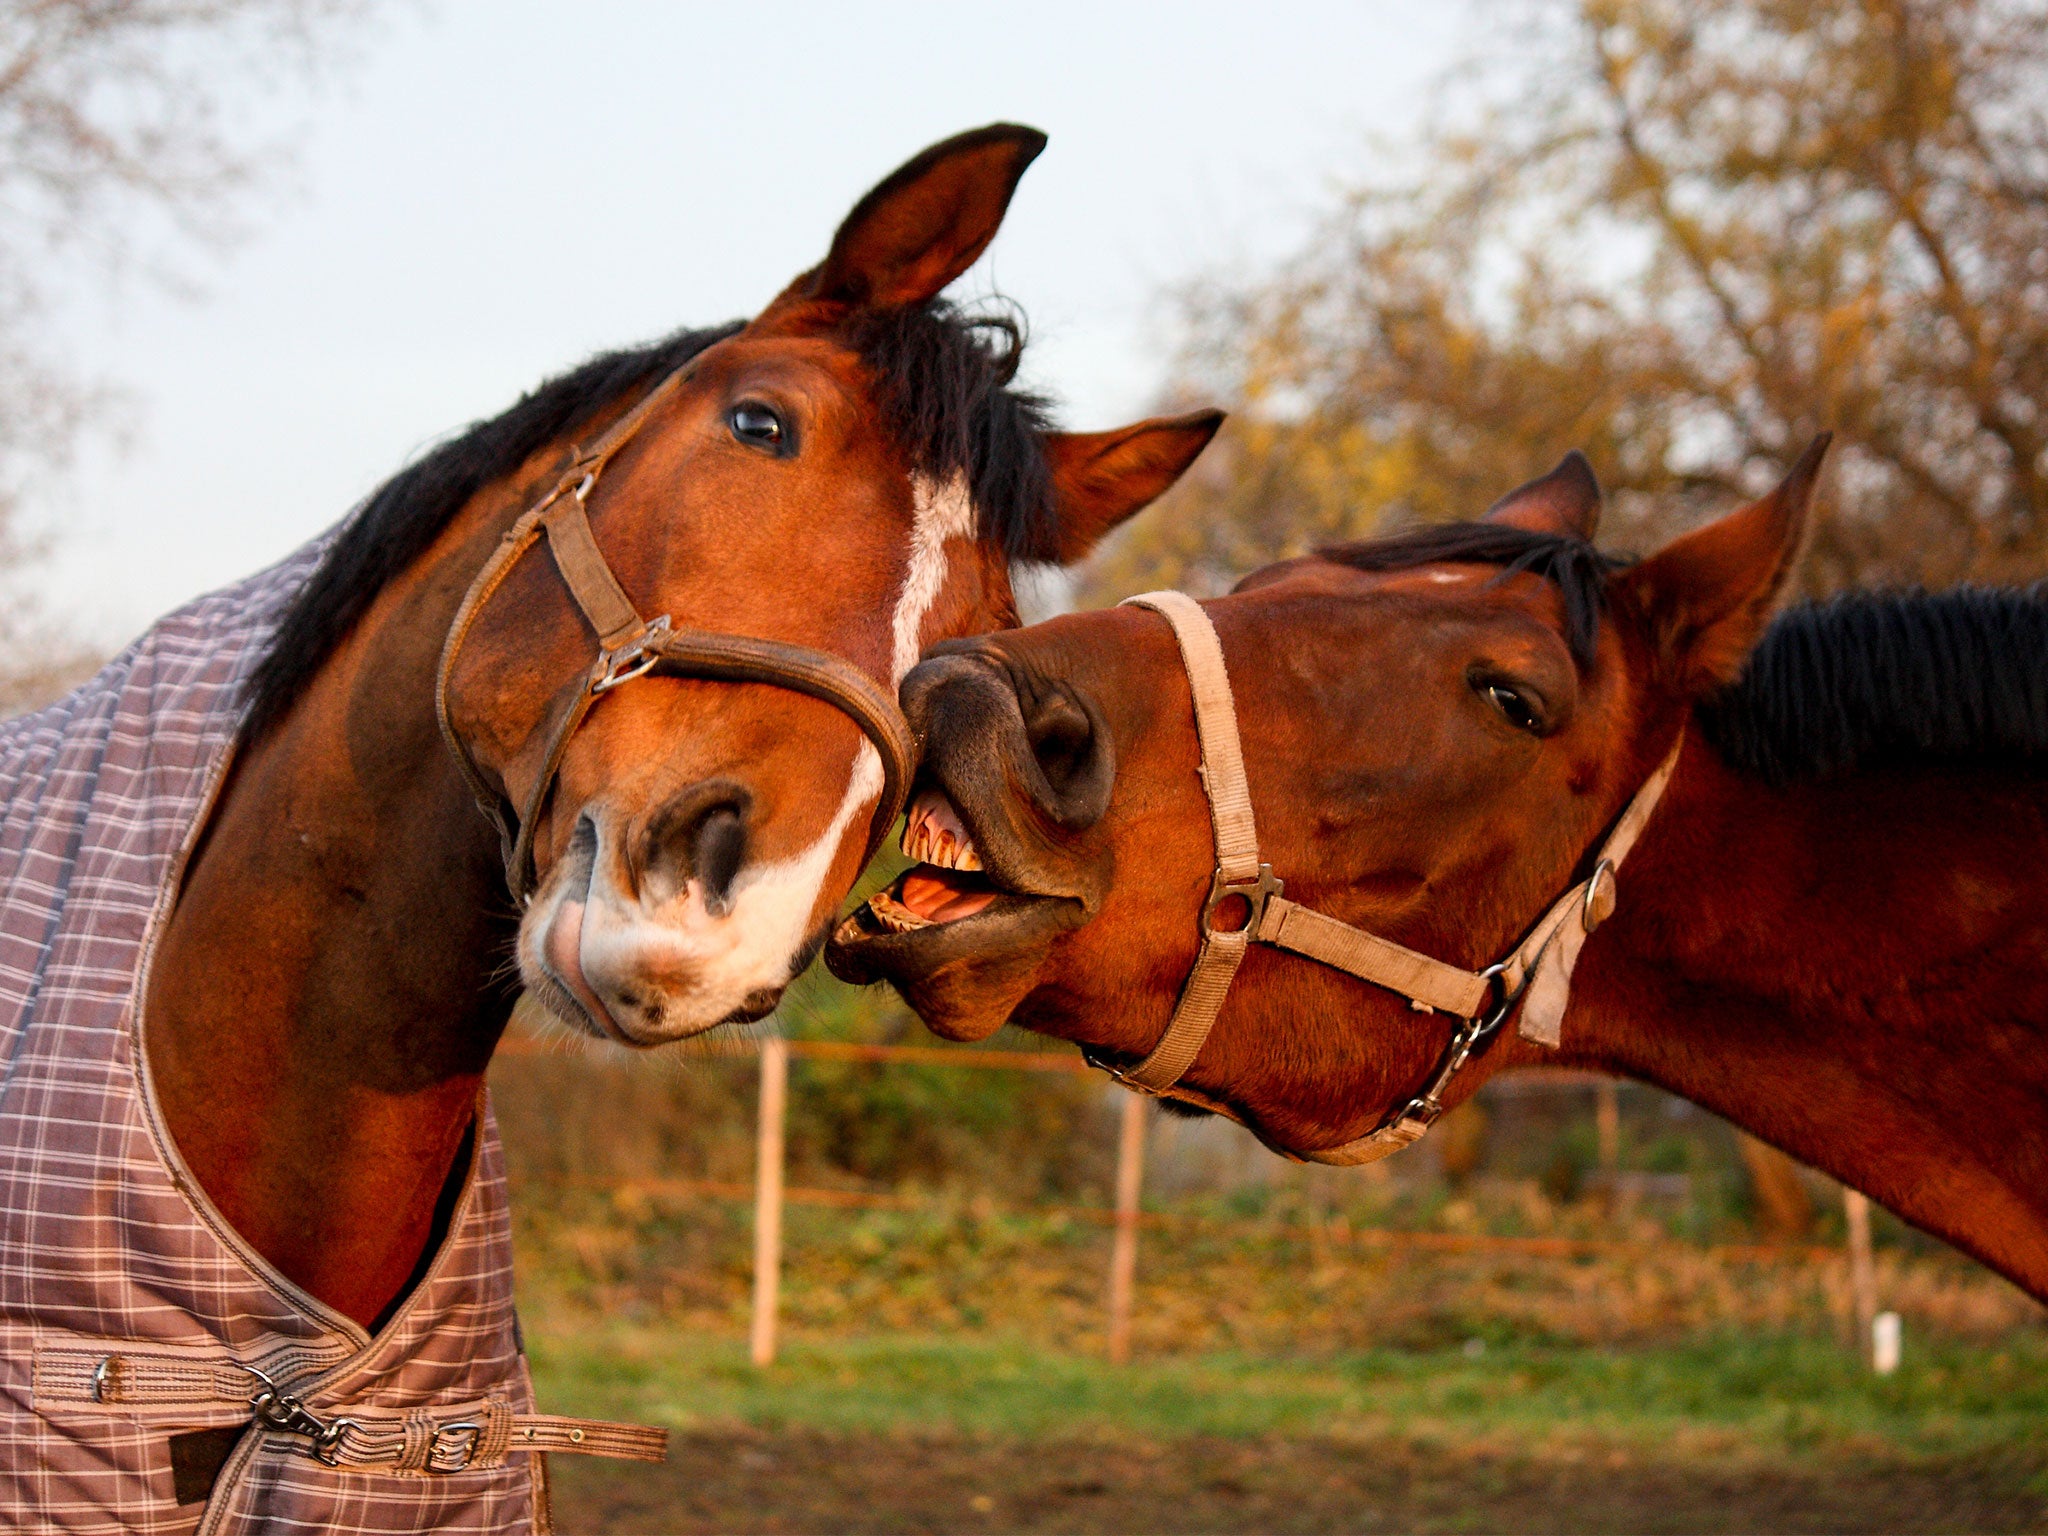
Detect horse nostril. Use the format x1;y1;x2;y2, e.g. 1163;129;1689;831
693;805;746;916
1024;691;1095;796
639;783;751;913
1019;684;1113;826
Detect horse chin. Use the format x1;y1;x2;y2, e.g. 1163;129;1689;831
825;888;1084;1040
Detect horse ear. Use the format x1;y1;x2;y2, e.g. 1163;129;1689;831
779;124;1046;315
1617;434;1831;692
1483;450;1603;539
1043;410;1225;564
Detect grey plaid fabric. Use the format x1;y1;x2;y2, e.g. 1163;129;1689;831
0;543;541;1534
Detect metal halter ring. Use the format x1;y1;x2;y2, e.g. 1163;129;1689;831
593;614;674;694
1200;864;1283;937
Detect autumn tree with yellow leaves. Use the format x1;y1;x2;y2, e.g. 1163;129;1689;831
1092;0;2048;599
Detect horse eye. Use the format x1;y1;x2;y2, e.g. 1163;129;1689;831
728;402;784;449
1482;682;1543;733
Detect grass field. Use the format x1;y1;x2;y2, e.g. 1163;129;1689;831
492;1028;2048;1531
527;1319;2048;1533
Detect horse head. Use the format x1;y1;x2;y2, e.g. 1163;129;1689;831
829;439;1829;1156
431;125;1220;1043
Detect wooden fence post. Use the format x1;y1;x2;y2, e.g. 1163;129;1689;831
1595;1079;1621;1177
1106;1091;1148;1365
750;1036;790;1367
1844;1185;1878;1366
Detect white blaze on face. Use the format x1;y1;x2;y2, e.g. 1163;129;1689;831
535;473;979;1039
891;472;976;683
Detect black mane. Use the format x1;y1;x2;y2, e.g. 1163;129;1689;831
1700;586;2048;784
241;301;1057;741
1320;522;1628;664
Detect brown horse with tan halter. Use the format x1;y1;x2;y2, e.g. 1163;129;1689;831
831;437;2048;1303
143;123;1219;1332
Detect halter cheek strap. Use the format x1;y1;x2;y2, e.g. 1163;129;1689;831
1114;589;1682;1165
435;363;918;904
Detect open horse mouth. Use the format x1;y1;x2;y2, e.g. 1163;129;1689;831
827;787;1086;996
871;791;1000;927
826;644;1115;1036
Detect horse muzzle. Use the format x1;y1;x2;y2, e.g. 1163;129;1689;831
522;792;825;1045
825;644;1110;1037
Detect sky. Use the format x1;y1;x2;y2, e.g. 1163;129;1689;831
41;1;1469;648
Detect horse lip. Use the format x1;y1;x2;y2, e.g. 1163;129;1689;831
909;760;1100;917
539;841;638;1045
826;890;1083;990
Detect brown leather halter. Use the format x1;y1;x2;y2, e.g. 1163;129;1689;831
1105;590;1681;1165
435;362;918;904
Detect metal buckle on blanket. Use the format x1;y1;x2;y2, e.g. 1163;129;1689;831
431;1420;486;1472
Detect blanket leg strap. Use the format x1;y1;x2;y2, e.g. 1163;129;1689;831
34;1345;668;1473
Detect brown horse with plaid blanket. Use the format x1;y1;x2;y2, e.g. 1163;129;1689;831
0;125;1217;1531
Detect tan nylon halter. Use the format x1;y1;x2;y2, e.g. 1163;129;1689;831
436;361;918;903
1113;590;1681;1165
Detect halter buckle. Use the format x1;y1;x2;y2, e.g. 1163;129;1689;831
1201;864;1282;938
594;614;674;694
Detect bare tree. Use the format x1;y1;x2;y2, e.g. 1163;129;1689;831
1093;0;2048;600
0;0;371;707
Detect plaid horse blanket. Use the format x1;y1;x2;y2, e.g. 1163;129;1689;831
0;543;548;1534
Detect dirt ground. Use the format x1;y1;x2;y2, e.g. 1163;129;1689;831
546;1429;2048;1535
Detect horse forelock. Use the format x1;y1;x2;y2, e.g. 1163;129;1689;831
1320;523;1632;667
844;298;1058;563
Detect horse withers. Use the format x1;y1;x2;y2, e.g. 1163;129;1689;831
830;439;2048;1306
0;124;1219;1531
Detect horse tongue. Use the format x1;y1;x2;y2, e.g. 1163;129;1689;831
898;869;999;923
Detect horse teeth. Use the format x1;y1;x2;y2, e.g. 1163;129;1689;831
901;790;981;871
868;891;933;933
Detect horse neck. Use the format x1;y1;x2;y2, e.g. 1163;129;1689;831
146;507;519;1330
1549;733;2048;1298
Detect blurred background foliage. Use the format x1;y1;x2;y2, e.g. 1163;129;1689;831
491;972;2041;1358
1085;0;2048;603
493;0;2048;1362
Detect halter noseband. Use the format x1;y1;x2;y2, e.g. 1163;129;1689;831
435;363;918;904
1105;589;1681;1166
